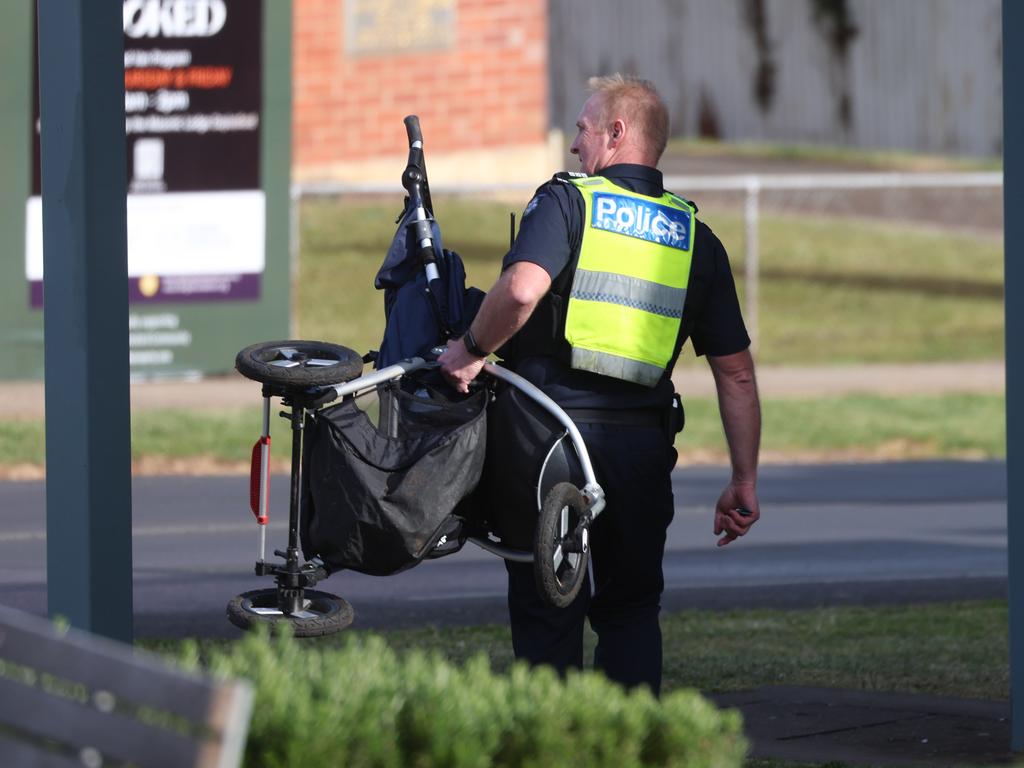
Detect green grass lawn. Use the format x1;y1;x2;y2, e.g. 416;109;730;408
146;599;1009;705
335;601;1009;702
727;213;1004;364
0;392;1004;468
682;393;1006;461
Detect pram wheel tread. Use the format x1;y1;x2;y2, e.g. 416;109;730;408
235;340;363;387
534;482;590;608
226;588;354;636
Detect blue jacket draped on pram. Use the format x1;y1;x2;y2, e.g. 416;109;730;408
374;206;485;367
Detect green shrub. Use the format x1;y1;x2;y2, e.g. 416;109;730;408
190;629;747;768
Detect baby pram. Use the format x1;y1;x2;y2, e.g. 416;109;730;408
227;117;606;636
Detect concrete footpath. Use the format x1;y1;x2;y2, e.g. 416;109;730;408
0;359;1006;420
710;687;1015;767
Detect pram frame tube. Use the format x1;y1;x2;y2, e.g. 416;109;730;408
327;357;430;399
469;535;534;563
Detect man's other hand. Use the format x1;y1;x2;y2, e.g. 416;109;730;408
714;481;760;547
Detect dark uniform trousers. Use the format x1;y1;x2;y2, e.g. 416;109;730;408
505;420;677;695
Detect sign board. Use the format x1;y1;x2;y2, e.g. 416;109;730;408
347;0;456;55
0;0;291;380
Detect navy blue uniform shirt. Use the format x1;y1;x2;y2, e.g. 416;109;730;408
501;163;750;410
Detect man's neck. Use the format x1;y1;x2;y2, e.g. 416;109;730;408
602;145;658;168
597;161;660;175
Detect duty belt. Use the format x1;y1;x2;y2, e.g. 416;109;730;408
564;408;664;428
565;394;685;436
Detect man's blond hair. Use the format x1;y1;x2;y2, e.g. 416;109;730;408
587;74;669;162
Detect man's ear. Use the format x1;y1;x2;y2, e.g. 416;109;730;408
609;118;626;146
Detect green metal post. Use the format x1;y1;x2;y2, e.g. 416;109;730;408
264;0;293;339
38;0;133;642
1005;0;1021;752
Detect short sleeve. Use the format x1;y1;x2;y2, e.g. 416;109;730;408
502;182;580;280
687;224;751;357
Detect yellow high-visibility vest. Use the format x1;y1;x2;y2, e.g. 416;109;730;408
565;176;696;387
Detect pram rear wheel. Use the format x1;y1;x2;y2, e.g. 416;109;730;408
235;340;363;387
534;482;590;608
226;588;354;637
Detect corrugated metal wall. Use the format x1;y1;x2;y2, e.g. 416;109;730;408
548;0;1002;157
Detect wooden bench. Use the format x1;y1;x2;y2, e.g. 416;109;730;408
0;604;253;768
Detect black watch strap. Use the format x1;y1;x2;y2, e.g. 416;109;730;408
462;327;489;358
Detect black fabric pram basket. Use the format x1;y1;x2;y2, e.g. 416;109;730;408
300;383;487;576
483;384;584;550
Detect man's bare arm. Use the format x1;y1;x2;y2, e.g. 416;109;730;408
707;348;761;546
439;261;552;392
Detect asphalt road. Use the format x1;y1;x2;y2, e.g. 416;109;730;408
0;460;1006;638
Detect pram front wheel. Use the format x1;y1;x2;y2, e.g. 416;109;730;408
534;482;590;608
235;340;363;387
226;588;354;637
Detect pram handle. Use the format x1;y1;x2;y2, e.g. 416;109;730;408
401;115;437;270
402;115;426;195
403;115;423;149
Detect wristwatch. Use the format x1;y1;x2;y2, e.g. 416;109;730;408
462;327;489;358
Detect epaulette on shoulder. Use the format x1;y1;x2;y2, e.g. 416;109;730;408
667;191;699;214
552;170;590;184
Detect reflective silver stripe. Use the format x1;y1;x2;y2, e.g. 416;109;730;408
569;269;686;319
570;348;665;387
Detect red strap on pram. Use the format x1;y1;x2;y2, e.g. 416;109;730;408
249;436;270;524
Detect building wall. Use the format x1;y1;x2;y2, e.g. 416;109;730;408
548;0;1003;158
292;0;555;185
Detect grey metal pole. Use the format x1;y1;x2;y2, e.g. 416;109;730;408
289;186;301;338
38;1;133;643
1004;0;1021;752
744;177;760;355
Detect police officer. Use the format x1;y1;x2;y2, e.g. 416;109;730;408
439;74;761;695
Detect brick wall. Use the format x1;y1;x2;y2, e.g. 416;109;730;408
292;0;554;185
